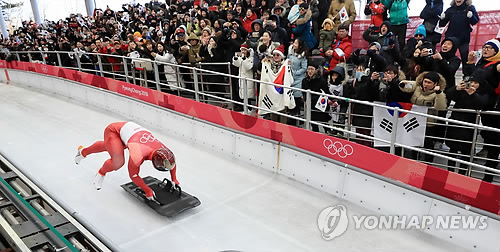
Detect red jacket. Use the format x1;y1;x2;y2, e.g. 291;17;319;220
242;13;257;34
322;35;352;72
365;2;385;28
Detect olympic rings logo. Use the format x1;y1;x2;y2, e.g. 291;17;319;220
139;133;158;144
323;139;353;158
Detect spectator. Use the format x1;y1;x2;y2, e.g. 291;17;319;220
318;19;335;53
266;14;288;45
302;61;330;132
327;0;357;32
364;0;387;29
153;42;182;91
322;23;352;72
403;24;432;60
439;0;479;66
257;31;280;56
351;42;388;74
246;19;264;50
381;0;410;50
291;3;317;50
242;9;258;33
327;66;350;136
445;70;494;175
420;0;444;47
400;72;448;163
232;43;256;104
377;64;411;103
287;38;308;125
363;21;403;67
464;39;500;182
310;0;321;41
199;36;227;93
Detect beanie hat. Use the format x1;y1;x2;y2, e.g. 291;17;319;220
273;44;285;57
299;3;309;9
415;24;426;39
134;31;142;37
369;42;382;51
175;27;185;34
240;43;249;50
423;72;440;84
484;39;500;54
322;18;334;30
468;69;487;86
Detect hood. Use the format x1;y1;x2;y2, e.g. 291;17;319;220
269;14;281;24
272;6;287;18
416;71;446;93
231;18;243;27
187;33;199;41
252;19;263;31
245;12;258;22
440;36;459;57
295;9;312;25
330;66;345;83
380;21;392;33
230;29;241;39
322;18;334;30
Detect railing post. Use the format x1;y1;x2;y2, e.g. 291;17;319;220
390;107;399;154
56;52;62;67
346;102;352;141
154;61;161;91
27;52;32;62
123;58;129;83
75;53;81;71
97;54;103;76
15;52;20;61
467;111;482;176
41;53;46;65
305;91;311;131
193;68;200;102
228;63;233;101
243;78;249;114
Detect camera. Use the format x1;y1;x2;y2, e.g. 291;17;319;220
378;72;384;78
463;76;471;89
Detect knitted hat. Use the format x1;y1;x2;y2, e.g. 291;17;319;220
423;72;440;84
414;24;426;38
484;39;500;54
322;18;334;30
240;43;249;50
273;44;285;57
369;42;382;51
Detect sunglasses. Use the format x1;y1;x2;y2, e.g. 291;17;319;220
299;8;305;11
415;34;424;38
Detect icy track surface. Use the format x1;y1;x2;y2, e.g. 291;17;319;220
0;83;468;251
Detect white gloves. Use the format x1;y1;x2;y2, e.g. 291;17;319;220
439;13;446;19
467;11;473;18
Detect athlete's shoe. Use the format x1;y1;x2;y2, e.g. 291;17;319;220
75;145;85;165
93;173;105;190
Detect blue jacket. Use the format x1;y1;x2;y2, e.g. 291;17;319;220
287;45;308;97
440;2;479;45
292;16;317;50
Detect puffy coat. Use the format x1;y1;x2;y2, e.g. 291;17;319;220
400;72;448;126
232;48;256;99
364;0;386;28
287;45;308;97
242;12;258;33
322;35;352;72
439;0;479;45
291;14;317;49
327;0;357;31
381;0;410;25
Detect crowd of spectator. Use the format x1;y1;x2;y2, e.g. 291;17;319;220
1;0;499;181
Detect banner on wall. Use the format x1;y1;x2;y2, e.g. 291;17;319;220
373;102;428;147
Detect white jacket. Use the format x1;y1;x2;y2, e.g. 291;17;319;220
155;51;184;89
232;48;255;99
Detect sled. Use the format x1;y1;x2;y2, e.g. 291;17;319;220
121;176;200;217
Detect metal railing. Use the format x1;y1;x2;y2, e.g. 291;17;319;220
6;50;500;182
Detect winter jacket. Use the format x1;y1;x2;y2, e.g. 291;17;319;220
377;71;412;103
246;19;264;50
232;48;256;99
319;28;336;51
155;51;183;88
287;45;308;97
302;70;330;122
416;37;461;92
381;0;410;26
400;72;448;126
362;22;403;66
364;0;386;28
322;35;352;72
439;0;479;45
419;0;443;44
242;12;258;33
327;0;357;31
291;14;317;49
266;15;288;45
351;75;379;128
445;79;494;151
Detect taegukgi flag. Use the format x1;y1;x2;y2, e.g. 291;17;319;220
258;59;295;115
373;102;428;147
339;6;349;24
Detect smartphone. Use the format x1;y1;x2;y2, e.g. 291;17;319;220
378;72;384;78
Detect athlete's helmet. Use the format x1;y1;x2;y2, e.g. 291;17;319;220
152;147;176;171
